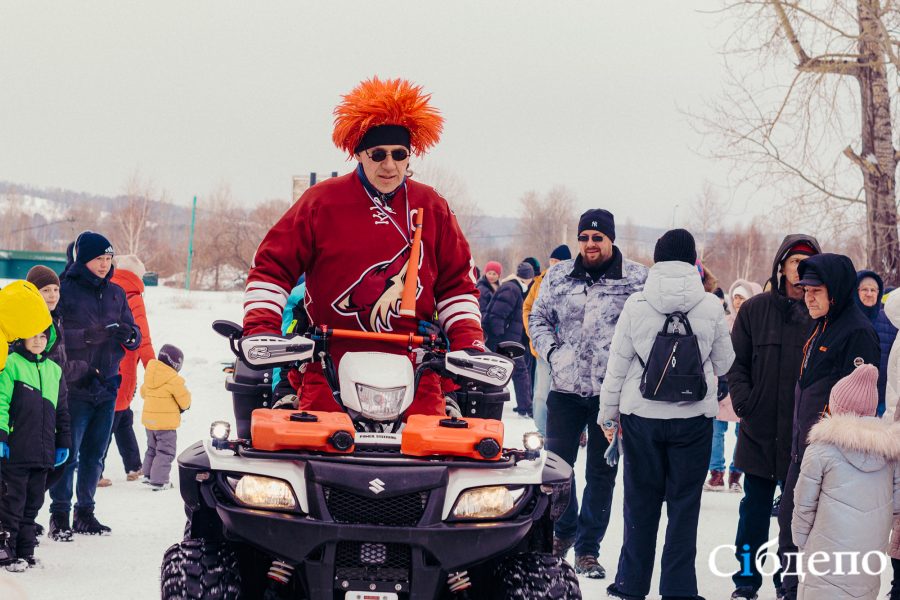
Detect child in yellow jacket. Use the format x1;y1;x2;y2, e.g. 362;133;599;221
140;344;190;490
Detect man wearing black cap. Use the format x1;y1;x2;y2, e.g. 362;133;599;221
775;253;879;600
529;209;648;578
47;231;141;540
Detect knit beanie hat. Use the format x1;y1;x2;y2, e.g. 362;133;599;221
74;231;114;264
578;209;615;241
523;257;541;276
484;261;502;276
829;363;878;417
653;229;698;265
26;265;60;290
158;344;184;372
731;285;751;301
516;262;535;280
550;245;572;261
781;240;818;264
114;255;147;280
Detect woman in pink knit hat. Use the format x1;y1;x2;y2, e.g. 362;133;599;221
791;364;900;600
476;260;502;314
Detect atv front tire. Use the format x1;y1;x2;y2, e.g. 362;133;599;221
493;552;582;599
161;538;242;599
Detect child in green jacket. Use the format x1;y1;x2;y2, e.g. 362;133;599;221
0;329;71;571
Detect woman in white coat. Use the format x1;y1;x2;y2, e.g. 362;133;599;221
601;229;735;600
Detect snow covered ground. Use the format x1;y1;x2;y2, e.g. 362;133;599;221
0;284;893;599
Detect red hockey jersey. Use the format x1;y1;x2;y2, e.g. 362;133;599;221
243;172;484;413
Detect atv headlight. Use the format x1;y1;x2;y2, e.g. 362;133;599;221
230;475;297;509
450;486;526;520
355;384;407;421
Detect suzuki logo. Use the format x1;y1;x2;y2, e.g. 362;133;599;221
368;478;386;494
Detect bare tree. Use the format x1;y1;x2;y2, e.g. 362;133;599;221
698;0;900;283
691;182;728;262
115;171;154;256
516;186;578;262
412;163;484;240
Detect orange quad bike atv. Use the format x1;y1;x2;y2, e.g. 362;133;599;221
160;321;578;600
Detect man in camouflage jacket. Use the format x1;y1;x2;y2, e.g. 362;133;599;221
529;208;648;578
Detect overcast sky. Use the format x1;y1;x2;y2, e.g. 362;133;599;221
0;1;738;226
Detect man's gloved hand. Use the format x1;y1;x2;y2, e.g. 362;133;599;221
0;442;9;459
417;320;448;347
54;447;69;467
84;325;112;345
111;322;136;344
272;394;299;410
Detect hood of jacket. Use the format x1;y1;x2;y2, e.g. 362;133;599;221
798;253;858;322
769;234;822;295
808;413;900;472
111;269;145;296
729;278;763;301
642;261;707;315
144;358;180;389
885;290;900;328
854;269;884;322
0;280;53;371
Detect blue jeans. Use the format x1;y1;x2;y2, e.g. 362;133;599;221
709;419;742;473
545;391;617;557
49;389;117;514
532;358;551;436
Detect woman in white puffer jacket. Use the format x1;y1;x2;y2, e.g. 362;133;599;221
600;229;735;600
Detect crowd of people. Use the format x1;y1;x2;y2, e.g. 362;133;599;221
0;232;190;572
471;215;900;600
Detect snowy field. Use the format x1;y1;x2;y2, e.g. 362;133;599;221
0;284;892;599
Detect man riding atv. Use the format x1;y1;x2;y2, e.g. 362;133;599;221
243;76;484;416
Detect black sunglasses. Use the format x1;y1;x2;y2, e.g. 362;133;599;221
366;148;410;162
578;234;605;243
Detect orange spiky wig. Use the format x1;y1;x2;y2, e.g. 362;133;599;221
332;77;444;158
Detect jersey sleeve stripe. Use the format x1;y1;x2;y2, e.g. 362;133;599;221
244;289;288;308
444;313;482;330
245;281;290;298
243;301;284;316
436;293;478;311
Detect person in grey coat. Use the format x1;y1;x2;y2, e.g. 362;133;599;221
600;229;734;600
529;208;648;578
792;363;900;600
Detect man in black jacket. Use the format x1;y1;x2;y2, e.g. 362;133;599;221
727;234;821;600
776;253;880;600
483;261;534;415
47;232;141;540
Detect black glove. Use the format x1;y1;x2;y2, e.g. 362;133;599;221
111;323;135;344
84;325;112;345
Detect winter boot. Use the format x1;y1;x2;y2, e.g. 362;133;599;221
126;469;143;482
703;470;725;491
730;588;758;599
97;477;112;487
552;535;575;558
729;471;743;493
149;482;174;491
574;554;606;578
661;596;705;600
73;508;111;535
606;583;645;599
3;558;28;572
48;512;73;542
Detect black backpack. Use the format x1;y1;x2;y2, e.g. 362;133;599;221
638;311;708;402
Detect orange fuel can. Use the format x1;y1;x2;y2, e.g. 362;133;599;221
401;414;504;460
251;409;355;453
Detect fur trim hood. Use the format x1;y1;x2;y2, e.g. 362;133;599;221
808;413;900;470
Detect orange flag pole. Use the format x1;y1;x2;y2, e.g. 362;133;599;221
400;208;424;317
